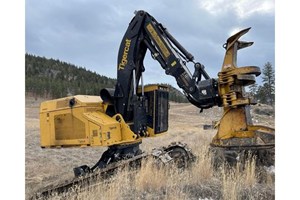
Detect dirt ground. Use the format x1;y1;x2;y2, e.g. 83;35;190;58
25;97;275;199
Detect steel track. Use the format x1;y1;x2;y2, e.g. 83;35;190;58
30;142;195;200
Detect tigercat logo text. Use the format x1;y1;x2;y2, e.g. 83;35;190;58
118;39;131;70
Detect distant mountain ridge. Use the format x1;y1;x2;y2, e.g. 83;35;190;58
25;53;188;103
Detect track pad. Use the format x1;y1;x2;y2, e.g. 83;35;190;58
73;165;91;177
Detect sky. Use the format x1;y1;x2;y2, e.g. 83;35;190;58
25;0;275;87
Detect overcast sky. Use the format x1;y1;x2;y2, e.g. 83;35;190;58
25;0;274;87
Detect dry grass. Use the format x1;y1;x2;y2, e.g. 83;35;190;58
38;147;274;200
26;97;275;200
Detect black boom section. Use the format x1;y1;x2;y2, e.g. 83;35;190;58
114;11;148;121
114;10;220;130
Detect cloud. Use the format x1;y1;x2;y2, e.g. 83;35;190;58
198;0;275;19
26;0;274;87
198;0;274;19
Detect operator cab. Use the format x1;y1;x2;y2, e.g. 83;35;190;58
138;84;169;136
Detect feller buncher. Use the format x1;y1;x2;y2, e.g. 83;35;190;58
36;10;275;198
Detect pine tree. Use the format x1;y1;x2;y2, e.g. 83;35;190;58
261;62;275;105
256;84;268;104
25;54;189;102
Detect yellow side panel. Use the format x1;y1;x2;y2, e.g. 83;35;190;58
54;113;86;140
41;107;91;147
84;112;122;146
40;112;51;147
88;122;102;146
40;95;142;148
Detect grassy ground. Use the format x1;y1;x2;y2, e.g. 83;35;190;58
25;97;275;200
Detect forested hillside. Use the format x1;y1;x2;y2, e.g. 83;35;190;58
25;54;188;102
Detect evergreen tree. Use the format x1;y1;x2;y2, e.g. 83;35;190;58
261;62;275;105
25;54;189;103
256;84;268;104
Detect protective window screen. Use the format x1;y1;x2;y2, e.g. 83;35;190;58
155;90;168;133
145;92;154;128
